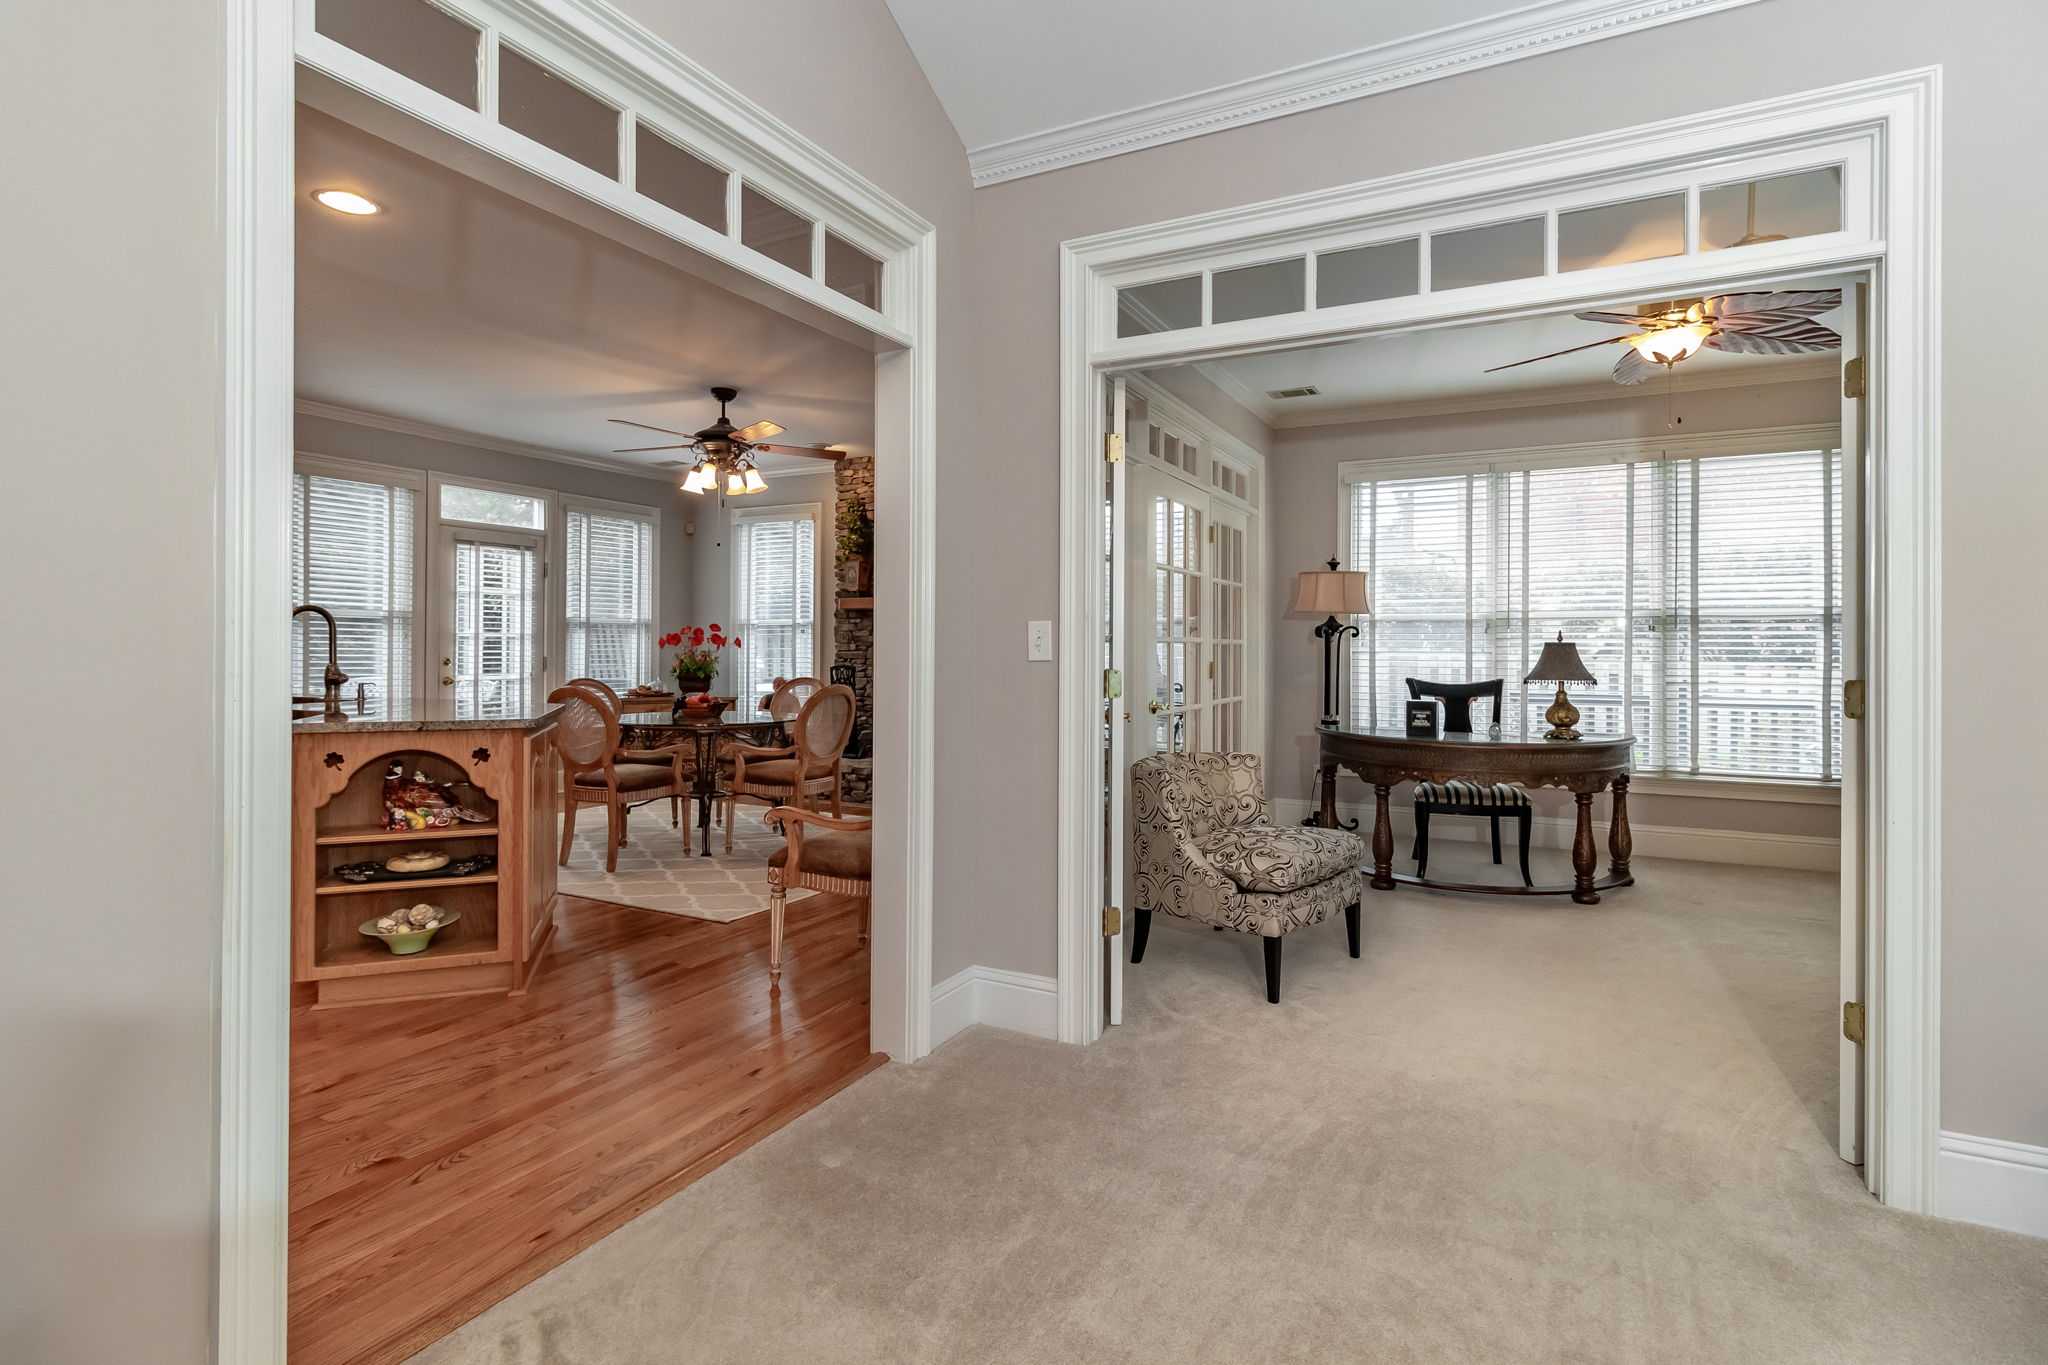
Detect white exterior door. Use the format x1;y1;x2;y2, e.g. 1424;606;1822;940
436;527;543;713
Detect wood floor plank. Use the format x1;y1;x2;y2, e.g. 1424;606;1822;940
289;893;877;1365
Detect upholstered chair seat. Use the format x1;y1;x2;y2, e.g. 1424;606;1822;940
1411;780;1530;807
767;830;870;879
1130;752;1367;1002
595;762;688;793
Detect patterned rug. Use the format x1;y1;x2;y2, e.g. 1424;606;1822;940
556;803;809;923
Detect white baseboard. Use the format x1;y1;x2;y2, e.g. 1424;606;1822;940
931;965;1060;1047
1939;1132;2048;1239
1270;798;1838;872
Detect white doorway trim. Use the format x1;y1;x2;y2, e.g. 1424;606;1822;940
1057;69;1941;1215
219;0;940;1357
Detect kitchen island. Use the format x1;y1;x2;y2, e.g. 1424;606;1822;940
291;697;560;1008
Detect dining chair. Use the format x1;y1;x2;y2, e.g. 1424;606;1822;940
760;676;826;719
548;683;690;872
723;684;855;852
567;676;690;843
1404;677;1533;886
762;805;871;990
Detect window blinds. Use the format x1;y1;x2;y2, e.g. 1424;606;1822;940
734;513;816;705
290;471;416;700
564;507;654;689
1346;445;1843;781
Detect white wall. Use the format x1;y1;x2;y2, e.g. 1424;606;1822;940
1;3;224;1361
296;411;694;639
1264;378;1843;841
969;0;2048;1150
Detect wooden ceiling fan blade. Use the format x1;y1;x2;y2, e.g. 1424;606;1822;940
607;417;697;437
1483;335;1628;373
752;443;845;460
614;443;695;453
732;420;785;443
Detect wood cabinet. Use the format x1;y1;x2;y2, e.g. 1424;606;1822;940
291;710;559;1008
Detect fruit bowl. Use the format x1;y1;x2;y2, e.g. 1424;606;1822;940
359;906;461;956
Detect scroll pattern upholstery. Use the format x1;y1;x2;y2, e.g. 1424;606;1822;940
1132;752;1365;938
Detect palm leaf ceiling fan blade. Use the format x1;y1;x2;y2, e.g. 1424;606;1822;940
1704;289;1841;319
732;419;785;443
1703;324;1842;355
1572;310;1646;326
607;418;697;437
1612;347;1658;385
1483;334;1629;373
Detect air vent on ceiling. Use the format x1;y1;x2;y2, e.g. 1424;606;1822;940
1266;386;1320;399
652;459;690;468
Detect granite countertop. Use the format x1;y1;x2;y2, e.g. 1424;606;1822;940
289;696;562;733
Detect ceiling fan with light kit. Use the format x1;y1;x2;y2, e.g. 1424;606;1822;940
610;386;843;496
1485;289;1844;386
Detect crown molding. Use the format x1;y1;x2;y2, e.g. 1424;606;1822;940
293;398;679;482
968;0;1765;187
1254;354;1837;429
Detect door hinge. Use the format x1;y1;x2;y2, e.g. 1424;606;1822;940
1104;432;1125;463
1843;356;1867;400
1102;905;1121;936
1843;1000;1866;1046
1843;678;1867;721
1103;667;1123;699
1207;523;1215;543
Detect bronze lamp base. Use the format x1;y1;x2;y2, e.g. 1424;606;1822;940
1543;684;1582;742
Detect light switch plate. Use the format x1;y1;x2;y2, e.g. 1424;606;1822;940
1027;619;1053;661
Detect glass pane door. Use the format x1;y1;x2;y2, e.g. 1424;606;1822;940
1210;506;1249;753
450;535;539;712
1148;489;1206;753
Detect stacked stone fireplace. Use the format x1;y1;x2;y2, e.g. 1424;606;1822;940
832;454;874;804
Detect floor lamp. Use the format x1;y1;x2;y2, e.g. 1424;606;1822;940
1289;559;1371;727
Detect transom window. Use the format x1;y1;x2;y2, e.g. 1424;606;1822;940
1343;436;1845;781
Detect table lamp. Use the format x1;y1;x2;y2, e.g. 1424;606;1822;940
1289;558;1371;726
1524;632;1597;741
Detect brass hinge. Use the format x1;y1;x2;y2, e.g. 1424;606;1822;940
1102;667;1123;699
1207;523;1215;543
1843;356;1867;400
1102;905;1121;936
1843;679;1867;721
1843;1000;1866;1046
1104;432;1125;463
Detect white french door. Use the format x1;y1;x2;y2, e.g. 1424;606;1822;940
1104;378;1130;1027
1209;504;1250;754
436;527;543;713
1838;282;1870;1173
1140;481;1209;756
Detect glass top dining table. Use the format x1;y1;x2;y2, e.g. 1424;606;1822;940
618;708;793;856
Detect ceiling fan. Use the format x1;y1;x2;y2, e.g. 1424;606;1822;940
1484;289;1843;386
609;386;842;495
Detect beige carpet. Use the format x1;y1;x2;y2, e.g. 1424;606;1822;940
555;802;809;922
407;847;2048;1364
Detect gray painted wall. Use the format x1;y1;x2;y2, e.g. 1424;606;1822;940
970;0;2048;1146
296;411;694;640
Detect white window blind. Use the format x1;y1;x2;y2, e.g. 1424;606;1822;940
290;470;417;700
1345;443;1843;781
564;506;655;689
733;511;817;707
451;538;538;712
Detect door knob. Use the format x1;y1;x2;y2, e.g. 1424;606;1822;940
441;675;455;686
442;657;452;667
1147;700;1166;713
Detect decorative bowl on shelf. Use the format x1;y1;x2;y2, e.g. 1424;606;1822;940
359;906;461;956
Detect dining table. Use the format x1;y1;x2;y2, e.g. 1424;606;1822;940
619;705;791;856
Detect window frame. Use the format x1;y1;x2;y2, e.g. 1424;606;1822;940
561;492;661;692
1337;421;1845;793
291;452;429;700
728;500;827;708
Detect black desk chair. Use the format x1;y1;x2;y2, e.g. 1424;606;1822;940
1405;678;1533;886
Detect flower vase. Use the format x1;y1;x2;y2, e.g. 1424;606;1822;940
673;675;713;719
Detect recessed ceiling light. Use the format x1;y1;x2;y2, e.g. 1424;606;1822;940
313;189;381;216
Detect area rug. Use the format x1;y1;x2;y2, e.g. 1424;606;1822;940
555;803;809;922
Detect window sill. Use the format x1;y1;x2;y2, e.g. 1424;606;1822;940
1627;774;1840;805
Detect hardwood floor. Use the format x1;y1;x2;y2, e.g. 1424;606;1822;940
289;891;879;1365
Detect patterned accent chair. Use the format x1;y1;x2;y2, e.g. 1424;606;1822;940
1130;752;1367;1003
1405;678;1533;886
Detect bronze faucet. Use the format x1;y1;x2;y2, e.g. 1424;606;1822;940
292;604;350;718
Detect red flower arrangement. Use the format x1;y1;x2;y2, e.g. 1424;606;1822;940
659;623;743;683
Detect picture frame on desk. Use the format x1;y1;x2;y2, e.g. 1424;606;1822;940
1405;700;1440;739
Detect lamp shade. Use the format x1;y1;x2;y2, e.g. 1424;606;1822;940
1289;569;1370;618
1524;635;1597;686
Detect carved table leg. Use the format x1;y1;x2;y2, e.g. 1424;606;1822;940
1370;784;1395;891
1571;791;1599;904
1608;775;1633;882
1318;763;1338;828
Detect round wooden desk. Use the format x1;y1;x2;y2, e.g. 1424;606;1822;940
1317;723;1635;904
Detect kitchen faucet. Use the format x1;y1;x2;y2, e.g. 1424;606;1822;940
292;603;350;718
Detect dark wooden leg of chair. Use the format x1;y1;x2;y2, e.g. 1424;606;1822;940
558;791;576;867
1130;908;1153;963
605;798;623;873
1490;814;1503;864
1414;806;1430;880
1517;807;1534;887
1262;936;1283;1003
1345;902;1361;959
